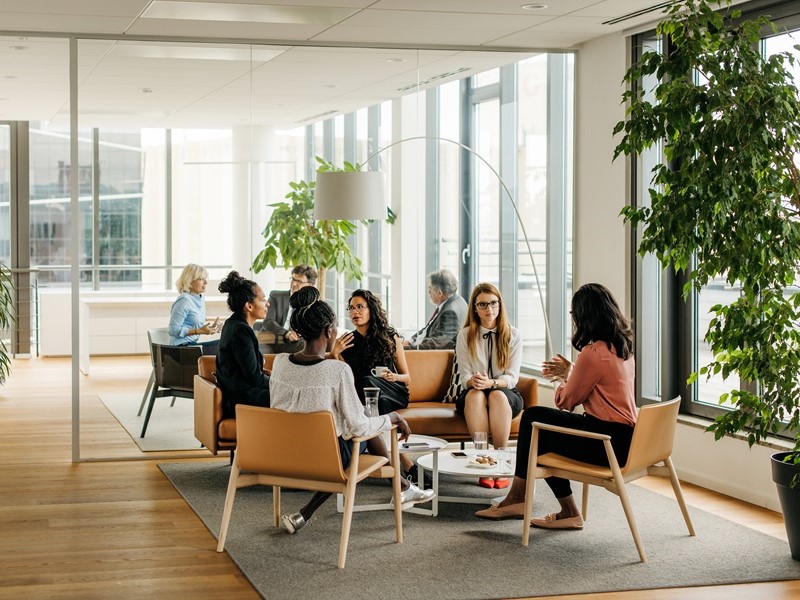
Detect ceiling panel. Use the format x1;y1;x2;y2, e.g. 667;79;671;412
0;1;677;128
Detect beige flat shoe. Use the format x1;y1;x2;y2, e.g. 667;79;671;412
530;512;584;530
474;502;526;520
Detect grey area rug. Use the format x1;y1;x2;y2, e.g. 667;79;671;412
101;394;203;452
159;461;800;600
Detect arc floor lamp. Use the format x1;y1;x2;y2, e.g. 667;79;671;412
314;135;554;358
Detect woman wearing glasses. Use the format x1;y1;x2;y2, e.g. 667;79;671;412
168;263;221;355
331;289;411;414
456;282;523;489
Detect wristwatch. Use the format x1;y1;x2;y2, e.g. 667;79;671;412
491;379;498;389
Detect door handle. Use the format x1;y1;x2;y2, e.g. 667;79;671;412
461;243;471;265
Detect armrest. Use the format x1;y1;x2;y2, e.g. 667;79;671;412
352;423;397;443
194;374;223;453
532;421;611;441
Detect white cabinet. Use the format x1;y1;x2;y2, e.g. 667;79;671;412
40;289;228;374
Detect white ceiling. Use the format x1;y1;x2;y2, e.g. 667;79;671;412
0;0;678;128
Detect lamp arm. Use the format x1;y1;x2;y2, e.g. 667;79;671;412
361;136;554;358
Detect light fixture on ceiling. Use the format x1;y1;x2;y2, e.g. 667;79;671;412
141;88;154;94
9;45;28;51
313;136;554;356
387;58;407;63
521;3;548;9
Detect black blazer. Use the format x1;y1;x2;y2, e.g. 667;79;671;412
216;312;270;417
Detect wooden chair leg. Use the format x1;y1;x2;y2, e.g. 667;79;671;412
665;456;696;536
217;455;241;552
581;482;589;520
605;443;647;563
339;479;358;569
390;434;403;544
521;424;540;547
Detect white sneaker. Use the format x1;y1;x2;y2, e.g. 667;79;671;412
391;483;436;510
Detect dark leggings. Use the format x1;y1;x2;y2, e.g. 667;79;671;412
299;437;368;521
515;406;634;499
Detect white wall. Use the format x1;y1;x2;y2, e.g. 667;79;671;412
574;33;630;312
573;33;782;512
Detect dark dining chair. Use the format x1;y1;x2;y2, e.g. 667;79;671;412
138;328;171;416
140;341;202;438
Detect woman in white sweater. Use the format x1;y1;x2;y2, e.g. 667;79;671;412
269;286;435;534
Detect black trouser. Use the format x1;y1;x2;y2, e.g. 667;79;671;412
515;406;634;499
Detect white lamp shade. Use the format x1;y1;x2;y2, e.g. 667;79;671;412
314;171;386;221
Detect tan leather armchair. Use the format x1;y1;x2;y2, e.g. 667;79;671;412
193;354;273;457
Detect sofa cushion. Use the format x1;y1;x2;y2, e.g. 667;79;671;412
405;349;453;403
442;353;463;403
219;418;237;442
399;401;525;440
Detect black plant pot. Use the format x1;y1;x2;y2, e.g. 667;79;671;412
771;451;800;560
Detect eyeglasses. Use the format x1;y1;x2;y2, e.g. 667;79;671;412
347;304;368;313
291;277;309;285
475;300;500;310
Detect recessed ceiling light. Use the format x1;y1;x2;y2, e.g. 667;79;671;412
2;75;18;80
387;58;407;63
521;3;548;9
323;84;336;89
142;88;154;94
9;45;28;51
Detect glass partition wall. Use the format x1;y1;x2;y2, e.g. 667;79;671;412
2;35;574;460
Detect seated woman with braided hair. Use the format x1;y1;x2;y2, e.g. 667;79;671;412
269;286;436;534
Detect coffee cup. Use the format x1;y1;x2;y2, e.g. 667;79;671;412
371;366;389;377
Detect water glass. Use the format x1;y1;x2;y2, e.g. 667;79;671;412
497;447;513;475
473;431;488;452
364;387;380;417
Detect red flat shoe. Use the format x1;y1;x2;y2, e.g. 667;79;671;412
493;477;510;489
478;477;495;489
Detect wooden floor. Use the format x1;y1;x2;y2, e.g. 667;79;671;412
0;356;796;600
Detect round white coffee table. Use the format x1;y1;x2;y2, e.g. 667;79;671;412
417;447;516;510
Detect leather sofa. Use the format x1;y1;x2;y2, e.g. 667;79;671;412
193;349;538;455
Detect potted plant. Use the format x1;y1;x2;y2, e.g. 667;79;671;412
614;0;800;557
0;262;14;383
251;157;394;294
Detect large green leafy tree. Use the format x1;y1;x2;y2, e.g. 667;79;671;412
252;157;394;294
614;0;800;453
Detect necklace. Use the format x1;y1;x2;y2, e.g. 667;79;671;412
296;350;324;359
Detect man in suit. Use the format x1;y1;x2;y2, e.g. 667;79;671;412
404;269;468;350
256;264;317;353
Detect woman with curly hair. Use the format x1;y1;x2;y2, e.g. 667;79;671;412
331;289;410;415
215;271;270;418
455;282;524;489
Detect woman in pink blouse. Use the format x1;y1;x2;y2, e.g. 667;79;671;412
474;283;637;529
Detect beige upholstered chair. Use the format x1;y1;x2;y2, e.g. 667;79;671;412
521;397;695;562
216;405;404;569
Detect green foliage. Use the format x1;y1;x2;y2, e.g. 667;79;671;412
0;263;14;383
251;156;395;282
614;0;800;453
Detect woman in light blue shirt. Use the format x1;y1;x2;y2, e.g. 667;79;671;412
168;263;220;355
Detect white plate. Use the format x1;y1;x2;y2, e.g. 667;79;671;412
467;458;497;469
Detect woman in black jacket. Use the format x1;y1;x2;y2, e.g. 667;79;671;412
215;271;270;417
